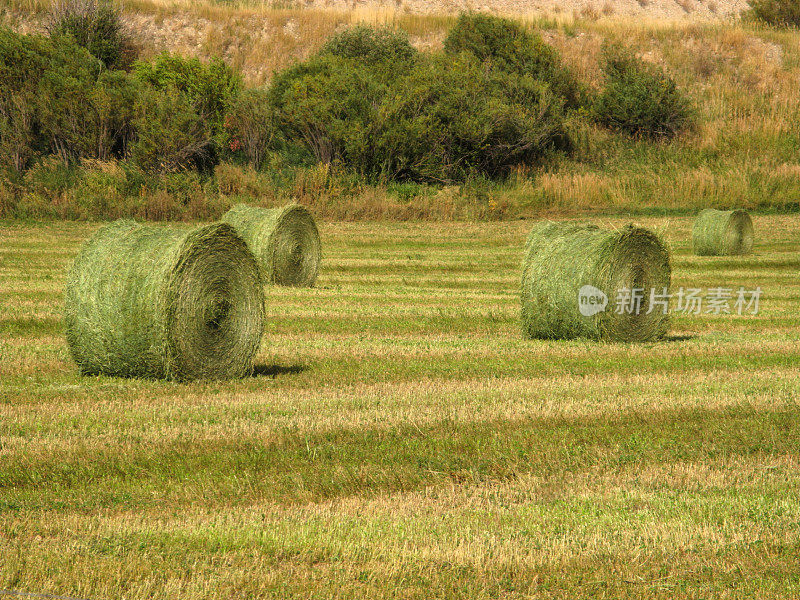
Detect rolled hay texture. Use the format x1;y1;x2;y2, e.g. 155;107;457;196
692;209;753;256
64;220;265;380
221;203;321;287
521;222;672;342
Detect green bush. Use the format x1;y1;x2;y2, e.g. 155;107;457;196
34;35;103;162
129;86;215;173
0;28;53;90
319;24;416;67
268;54;386;165
369;54;571;182
592;47;694;139
0;29;138;169
134;54;241;138
223;88;275;170
746;0;800;26
45;0;132;69
131;54;241;173
0;29;54;170
267;45;570;182
0;94;37;172
267;26;419;167
444;13;585;109
38;60;139;162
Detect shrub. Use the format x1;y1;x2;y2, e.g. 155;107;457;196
134;54;241;138
0;28;53;90
38;60;139;162
45;0;132;69
269;27;421;166
319;24;416;66
268;46;570;182
0;29;53;170
746;0;800;26
34;35;103;162
224;88;275;170
132;54;241;173
444;13;585;108
0;93;37;172
129;86;214;173
592;47;694;138
0;29;138;169
369;54;571;182
268;55;386;165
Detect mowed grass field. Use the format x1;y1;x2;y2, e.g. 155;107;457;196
1;216;799;599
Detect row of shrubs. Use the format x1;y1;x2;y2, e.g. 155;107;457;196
1;9;695;185
226;16;694;181
0;28;240;173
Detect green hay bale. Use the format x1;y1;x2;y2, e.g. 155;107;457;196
64;220;265;380
692;209;754;256
221;203;321;287
521;222;671;342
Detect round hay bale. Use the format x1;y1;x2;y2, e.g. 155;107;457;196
221;203;321;287
64;220;265;380
521;222;671;342
692;208;753;256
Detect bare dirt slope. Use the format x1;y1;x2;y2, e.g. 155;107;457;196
301;0;748;20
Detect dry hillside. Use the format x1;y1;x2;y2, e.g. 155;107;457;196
3;0;752;85
303;0;749;20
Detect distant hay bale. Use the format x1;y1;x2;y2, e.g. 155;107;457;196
692;209;753;256
64;220;265;380
521;222;672;342
221;203;321;287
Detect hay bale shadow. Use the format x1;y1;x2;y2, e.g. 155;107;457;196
252;364;306;378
